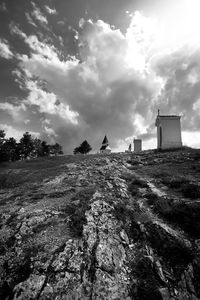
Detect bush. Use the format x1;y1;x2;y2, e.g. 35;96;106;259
181;183;200;199
0;173;27;189
63;187;95;237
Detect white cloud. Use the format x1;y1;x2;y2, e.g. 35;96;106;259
182;131;200;148
14;11;200;152
25;13;37;27
0;124;39;141
31;2;48;25
25;35;59;59
24;80;79;124
0;39;13;59
17;15;160;152
0;102;26;119
9;23;27;39
0;2;7;12
44;5;57;15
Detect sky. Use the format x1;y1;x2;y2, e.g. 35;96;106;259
1;0;200;153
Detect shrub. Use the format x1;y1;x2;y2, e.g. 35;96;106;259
181;183;200;199
63;187;95;237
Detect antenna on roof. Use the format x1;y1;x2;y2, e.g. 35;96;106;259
158;109;160;116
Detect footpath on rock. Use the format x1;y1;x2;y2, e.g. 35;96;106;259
0;149;200;299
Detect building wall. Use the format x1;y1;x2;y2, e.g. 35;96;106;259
100;149;111;154
157;118;182;149
134;139;142;152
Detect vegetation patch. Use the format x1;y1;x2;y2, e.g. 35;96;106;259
145;223;194;268
0;172;28;189
128;175;148;197
180;182;200;199
164;202;200;238
62;187;95;237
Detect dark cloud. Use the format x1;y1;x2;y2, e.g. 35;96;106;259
1;1;200;151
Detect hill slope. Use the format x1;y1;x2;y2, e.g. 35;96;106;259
1;149;200;299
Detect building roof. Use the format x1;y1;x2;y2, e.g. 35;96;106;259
157;115;181;118
155;114;181;126
100;145;111;151
102;135;109;145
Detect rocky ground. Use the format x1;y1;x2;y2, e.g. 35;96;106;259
0;148;200;299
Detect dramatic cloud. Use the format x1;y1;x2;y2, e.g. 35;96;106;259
0;102;26;120
0;124;39;141
7;7;200;152
24;80;79;124
45;5;57;15
0;2;7;12
0;39;13;59
25;13;37;28
9;23;27;39
31;2;48;25
14;14;162;152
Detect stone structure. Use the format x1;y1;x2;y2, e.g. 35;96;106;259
100;135;111;154
155;110;182;149
134;139;142;152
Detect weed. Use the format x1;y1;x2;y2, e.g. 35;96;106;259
63;187;95;237
128;176;148;197
167;177;189;189
146;223;194;267
113;199;130;223
166;202;200;238
181;183;200;199
0;173;27;189
145;192;160;205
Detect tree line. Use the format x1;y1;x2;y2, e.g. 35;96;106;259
0;130;63;163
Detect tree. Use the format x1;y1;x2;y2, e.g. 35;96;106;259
73;147;80;155
31;138;43;158
0;130;5;139
19;132;34;159
2;137;20;161
40;141;50;157
0;130;5;146
0;129;64;163
74;140;92;154
0;130;7;162
50;143;63;156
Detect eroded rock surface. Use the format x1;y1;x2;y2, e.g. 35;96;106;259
0;149;200;299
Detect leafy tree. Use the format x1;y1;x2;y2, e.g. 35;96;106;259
3;137;20;161
73;146;80;155
74;140;92;154
0;130;7;162
50;143;63;156
0;129;64;163
40;141;50;157
19;132;34;159
0;130;5;140
0;130;5;146
31;138;43;158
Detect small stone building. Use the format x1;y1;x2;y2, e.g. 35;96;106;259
100;135;111;154
134;139;142;152
155;111;182;149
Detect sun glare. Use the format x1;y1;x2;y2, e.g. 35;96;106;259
125;0;200;70
155;0;200;45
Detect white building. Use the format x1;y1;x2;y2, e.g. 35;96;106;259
134;139;142;152
100;135;111;154
155;111;182;149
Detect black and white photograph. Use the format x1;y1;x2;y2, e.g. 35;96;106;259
1;0;200;299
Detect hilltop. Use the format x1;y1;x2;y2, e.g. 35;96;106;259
1;148;200;299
